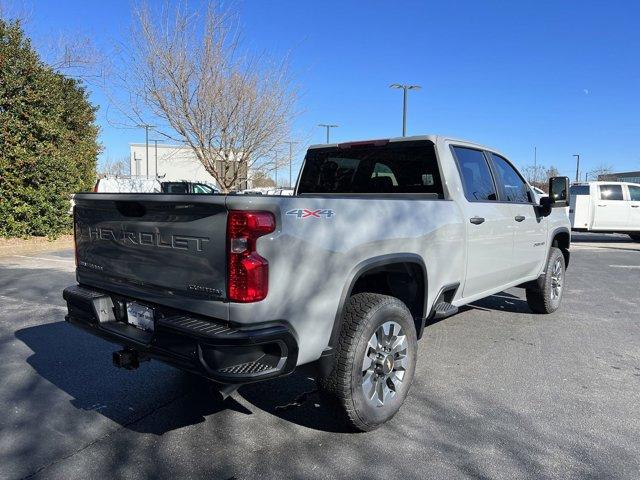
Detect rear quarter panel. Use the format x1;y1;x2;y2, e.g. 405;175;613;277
226;194;465;365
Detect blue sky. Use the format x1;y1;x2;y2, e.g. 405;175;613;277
13;0;640;179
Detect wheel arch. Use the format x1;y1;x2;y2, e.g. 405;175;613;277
326;254;428;353
550;227;571;268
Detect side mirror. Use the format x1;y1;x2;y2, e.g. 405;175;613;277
549;176;569;207
537;176;569;217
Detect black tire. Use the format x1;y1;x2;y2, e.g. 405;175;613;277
526;247;565;314
318;293;418;432
629;234;640;242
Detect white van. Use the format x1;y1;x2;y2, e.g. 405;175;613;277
569;181;640;241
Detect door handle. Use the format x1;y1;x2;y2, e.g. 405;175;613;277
470;216;485;225
597;204;606;207
515;215;525;222
632;205;640;208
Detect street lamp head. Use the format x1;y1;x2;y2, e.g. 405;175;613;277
389;83;422;90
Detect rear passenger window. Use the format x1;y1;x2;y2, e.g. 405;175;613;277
452;147;497;202
628;185;640;201
600;184;624;201
490;154;532;203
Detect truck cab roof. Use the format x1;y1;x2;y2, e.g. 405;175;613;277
307;134;507;159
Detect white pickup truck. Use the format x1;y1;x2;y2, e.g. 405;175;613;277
570;181;640;241
63;135;571;431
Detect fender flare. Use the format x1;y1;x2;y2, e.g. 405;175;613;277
325;253;428;353
549;226;571;268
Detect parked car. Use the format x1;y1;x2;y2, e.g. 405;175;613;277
569;181;640;241
64;135;570;431
161;181;218;194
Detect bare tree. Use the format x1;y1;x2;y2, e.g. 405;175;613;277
521;164;561;192
522;164;546;185
0;2;103;80
545;165;560;180
586;163;614;181
250;170;276;188
114;1;297;192
98;157;130;177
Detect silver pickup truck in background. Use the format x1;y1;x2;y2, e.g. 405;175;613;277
63;135;571;431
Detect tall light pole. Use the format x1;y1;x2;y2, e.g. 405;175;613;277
137;124;156;178
389;84;421;136
318;124;338;144
573;154;580;182
284;141;298;188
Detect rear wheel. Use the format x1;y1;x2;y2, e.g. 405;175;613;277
629;234;640;242
318;293;417;432
526;247;565;314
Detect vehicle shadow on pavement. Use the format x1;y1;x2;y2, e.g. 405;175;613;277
238;369;353;433
14;322;245;433
467;291;532;314
14;321;349;435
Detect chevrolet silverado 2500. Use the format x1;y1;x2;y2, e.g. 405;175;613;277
63;135;571;431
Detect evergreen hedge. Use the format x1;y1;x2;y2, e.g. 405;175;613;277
0;18;99;238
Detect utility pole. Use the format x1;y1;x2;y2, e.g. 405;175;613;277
534;146;537;184
284;141;298;188
274;155;278;187
151;138;162;178
390;84;421;136
573;154;580;182
318;124;338;144
137;124;156;178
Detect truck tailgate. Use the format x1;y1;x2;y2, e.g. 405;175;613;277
73;194;228;302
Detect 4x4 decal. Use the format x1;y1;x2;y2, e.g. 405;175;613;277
286;209;335;219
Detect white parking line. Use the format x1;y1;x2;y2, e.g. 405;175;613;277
12;255;75;264
609;265;640;269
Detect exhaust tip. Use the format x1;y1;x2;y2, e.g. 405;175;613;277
212;383;240;402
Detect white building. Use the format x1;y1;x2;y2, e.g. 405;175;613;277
129;143;219;186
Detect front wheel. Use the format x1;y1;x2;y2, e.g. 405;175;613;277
526;247;565;314
318;293;418;431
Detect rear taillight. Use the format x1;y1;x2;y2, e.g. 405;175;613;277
226;210;275;302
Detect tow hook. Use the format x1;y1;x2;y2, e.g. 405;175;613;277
112;348;149;370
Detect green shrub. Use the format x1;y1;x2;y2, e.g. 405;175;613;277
0;18;99;238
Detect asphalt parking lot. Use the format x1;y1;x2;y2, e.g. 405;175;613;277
1;234;639;480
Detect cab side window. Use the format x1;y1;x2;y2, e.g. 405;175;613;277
600;184;624;201
452;147;497;202
193;184;214;194
490;154;532;203
627;185;640;201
